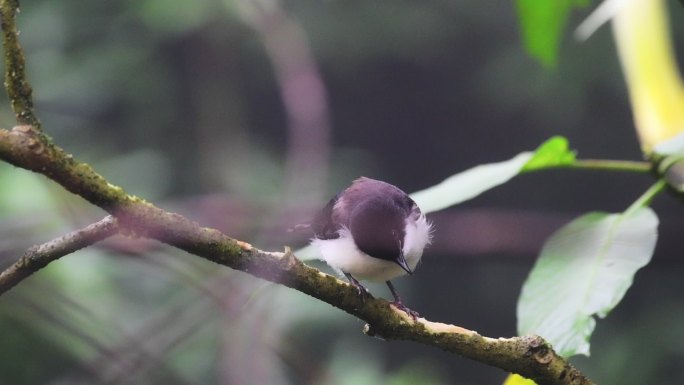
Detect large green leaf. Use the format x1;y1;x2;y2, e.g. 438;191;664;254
410;153;532;214
411;136;574;213
517;208;658;357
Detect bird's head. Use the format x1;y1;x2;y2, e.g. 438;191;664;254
349;197;414;274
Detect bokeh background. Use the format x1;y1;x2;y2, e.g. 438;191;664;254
1;0;683;384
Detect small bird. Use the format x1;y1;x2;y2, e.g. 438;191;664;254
310;177;432;318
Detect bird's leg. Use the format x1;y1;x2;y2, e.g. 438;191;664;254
344;273;371;300
386;280;419;320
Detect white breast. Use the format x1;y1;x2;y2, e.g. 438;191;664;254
313;214;431;282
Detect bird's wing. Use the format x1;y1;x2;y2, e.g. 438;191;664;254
311;192;343;240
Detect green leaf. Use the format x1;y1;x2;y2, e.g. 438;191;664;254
515;0;589;67
410;152;533;214
517;208;658;357
522;136;576;172
0;164;56;214
411;136;573;214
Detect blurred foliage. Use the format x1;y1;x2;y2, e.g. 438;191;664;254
515;0;589;67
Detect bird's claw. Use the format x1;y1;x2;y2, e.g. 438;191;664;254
351;281;371;302
391;300;420;321
344;273;372;302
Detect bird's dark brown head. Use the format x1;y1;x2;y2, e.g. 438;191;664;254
349;197;409;265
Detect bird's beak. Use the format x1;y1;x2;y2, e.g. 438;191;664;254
395;253;413;275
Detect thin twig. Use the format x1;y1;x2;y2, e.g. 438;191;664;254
0;216;119;295
0;0;40;128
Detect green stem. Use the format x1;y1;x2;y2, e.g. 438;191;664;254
625;179;667;216
522;158;652;174
568;159;652;173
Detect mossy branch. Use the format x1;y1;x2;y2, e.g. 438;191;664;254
0;125;593;385
0;215;118;294
0;0;39;128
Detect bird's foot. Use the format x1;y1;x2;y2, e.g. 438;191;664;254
391;300;420;321
344;273;371;301
385;280;419;320
352;283;372;301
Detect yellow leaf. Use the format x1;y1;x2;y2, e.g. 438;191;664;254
613;0;684;154
503;373;538;385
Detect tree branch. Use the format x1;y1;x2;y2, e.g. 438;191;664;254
0;0;40;128
0;125;594;385
0;215;119;295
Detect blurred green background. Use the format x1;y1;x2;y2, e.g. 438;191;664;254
1;0;683;384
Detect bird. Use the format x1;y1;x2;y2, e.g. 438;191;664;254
309;177;432;318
